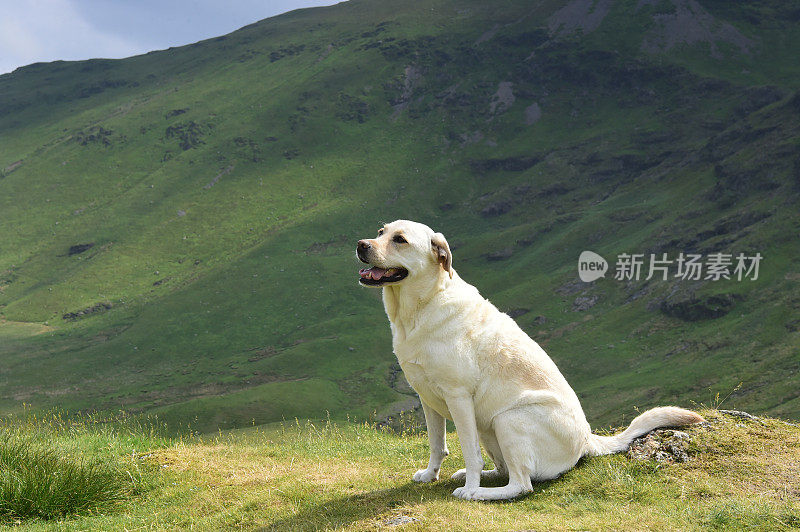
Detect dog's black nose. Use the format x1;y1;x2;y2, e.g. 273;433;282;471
357;240;371;262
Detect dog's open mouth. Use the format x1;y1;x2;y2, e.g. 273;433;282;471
358;266;409;286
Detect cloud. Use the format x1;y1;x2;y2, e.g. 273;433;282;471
0;0;142;74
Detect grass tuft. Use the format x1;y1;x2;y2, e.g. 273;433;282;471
0;432;130;521
0;409;169;524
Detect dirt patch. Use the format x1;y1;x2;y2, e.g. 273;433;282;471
2;160;22;176
0;319;53;336
382;515;420;527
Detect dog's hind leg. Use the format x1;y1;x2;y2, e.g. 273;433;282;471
455;404;586;500
453;410;534;500
451;429;508;482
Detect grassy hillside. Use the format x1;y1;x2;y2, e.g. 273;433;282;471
2;409;798;529
1;0;799;430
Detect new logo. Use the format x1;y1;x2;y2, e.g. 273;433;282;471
578;251;608;282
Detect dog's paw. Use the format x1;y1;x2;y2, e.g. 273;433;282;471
412;468;439;483
451;468;466;481
453;484;531;501
452;468;505;481
453;485;528;501
452;486;481;500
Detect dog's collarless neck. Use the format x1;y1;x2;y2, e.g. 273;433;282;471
382;274;459;342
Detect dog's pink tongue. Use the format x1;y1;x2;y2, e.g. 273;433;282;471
360;267;387;280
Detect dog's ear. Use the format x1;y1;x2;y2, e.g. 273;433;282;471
431;232;453;278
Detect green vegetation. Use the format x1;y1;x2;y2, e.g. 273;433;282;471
0;434;127;522
0;0;798;433
2;409;797;529
0;410;165;523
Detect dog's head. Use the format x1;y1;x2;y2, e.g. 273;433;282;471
356;220;452;288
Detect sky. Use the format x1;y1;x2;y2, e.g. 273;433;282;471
0;0;342;75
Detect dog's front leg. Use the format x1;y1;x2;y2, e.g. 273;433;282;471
446;395;484;499
412;400;449;482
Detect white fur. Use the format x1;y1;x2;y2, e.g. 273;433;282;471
358;220;704;501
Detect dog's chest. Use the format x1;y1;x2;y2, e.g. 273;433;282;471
399;360;453;419
393;327;477;420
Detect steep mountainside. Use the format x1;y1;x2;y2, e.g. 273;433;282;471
1;0;798;431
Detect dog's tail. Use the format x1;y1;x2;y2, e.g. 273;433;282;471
584;406;704;457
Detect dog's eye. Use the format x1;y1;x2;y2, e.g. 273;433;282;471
377;229;384;236
393;234;407;244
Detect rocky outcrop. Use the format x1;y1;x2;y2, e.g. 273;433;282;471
660;294;741;321
62;302;112;321
628;428;693;463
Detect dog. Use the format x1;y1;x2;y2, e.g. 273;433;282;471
357;219;704;501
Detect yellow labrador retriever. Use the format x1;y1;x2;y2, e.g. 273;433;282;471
357;219;703;501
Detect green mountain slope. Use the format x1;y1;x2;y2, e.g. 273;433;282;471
1;0;798;431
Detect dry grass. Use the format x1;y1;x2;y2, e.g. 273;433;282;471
0;320;53;337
